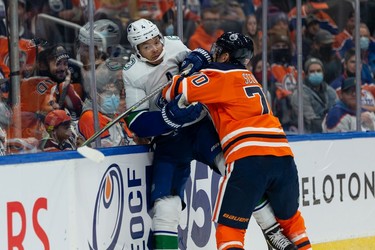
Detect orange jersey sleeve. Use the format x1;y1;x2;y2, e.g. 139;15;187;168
164;69;293;163
78;110;110;140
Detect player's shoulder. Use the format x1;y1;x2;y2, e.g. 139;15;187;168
123;54;139;72
122;55;147;85
164;35;183;43
164;36;188;50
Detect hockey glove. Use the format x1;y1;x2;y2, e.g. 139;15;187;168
162;94;203;128
180;48;212;76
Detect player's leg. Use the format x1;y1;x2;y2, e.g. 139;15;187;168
153;195;182;249
213;158;266;250
150;159;191;249
266;156;312;250
253;198;297;250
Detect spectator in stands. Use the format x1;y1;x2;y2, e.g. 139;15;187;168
302;15;321;64
268;5;289;32
291;57;337;133
37;44;83;118
219;0;246;33
267;28;298;132
7;44;82;144
323;77;375;132
249;53;272;103
160;6;200;44
94;0;139;27
35;0;83;46
333;10;355;59
331;48;374;89
250;53;271;86
308;29;342;84
0;0;34;39
39;109;79;151
330;48;375;113
288;0;338;37
188;6;224;51
78;62;136;147
243;14;261;56
333;20;375;76
0;36;39;78
358;23;375;77
0;76;11;155
7;44;81;154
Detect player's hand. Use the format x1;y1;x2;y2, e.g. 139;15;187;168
180;48;212;76
162;94;203;128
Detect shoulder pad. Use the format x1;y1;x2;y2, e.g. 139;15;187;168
123;57;136;71
164;35;181;41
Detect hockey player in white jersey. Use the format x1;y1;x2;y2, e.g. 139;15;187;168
123;18;296;250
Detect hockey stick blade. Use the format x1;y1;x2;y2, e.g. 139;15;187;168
77;78;174;160
77;145;105;163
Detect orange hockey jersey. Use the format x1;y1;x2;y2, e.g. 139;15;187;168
163;67;293;164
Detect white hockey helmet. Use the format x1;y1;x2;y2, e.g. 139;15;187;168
78;19;121;54
127;18;165;62
127;18;161;48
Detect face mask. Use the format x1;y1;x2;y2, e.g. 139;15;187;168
360;36;370;50
203;22;220;35
165;24;174;36
319;46;333;60
271;48;291;64
253;70;272;84
346;70;355;78
308;72;323;86
100;94;120;114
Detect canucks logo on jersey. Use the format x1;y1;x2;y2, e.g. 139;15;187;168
123;57;136;71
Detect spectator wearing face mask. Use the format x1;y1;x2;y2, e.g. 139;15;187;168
188;6;224;51
308;29;342;85
291;57;337;133
358;23;375;77
78;61;136;147
267;28;298;133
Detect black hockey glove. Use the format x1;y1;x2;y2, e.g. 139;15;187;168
180;48;212;76
161;94;203;128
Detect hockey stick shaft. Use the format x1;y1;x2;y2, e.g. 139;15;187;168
81;79;172;146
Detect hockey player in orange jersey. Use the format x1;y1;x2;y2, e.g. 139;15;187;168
163;32;312;250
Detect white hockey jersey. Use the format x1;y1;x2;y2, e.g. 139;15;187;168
123;36;190;112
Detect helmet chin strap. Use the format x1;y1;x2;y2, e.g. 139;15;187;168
138;47;166;64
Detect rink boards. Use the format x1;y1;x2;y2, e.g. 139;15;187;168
0;132;374;249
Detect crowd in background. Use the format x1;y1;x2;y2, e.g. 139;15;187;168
1;0;375;155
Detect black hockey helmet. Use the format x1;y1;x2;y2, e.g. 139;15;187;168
210;32;254;66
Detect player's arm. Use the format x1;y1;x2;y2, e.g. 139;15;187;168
163;48;212;101
126;95;203;138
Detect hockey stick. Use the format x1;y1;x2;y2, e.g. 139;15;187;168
77;78;173;162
